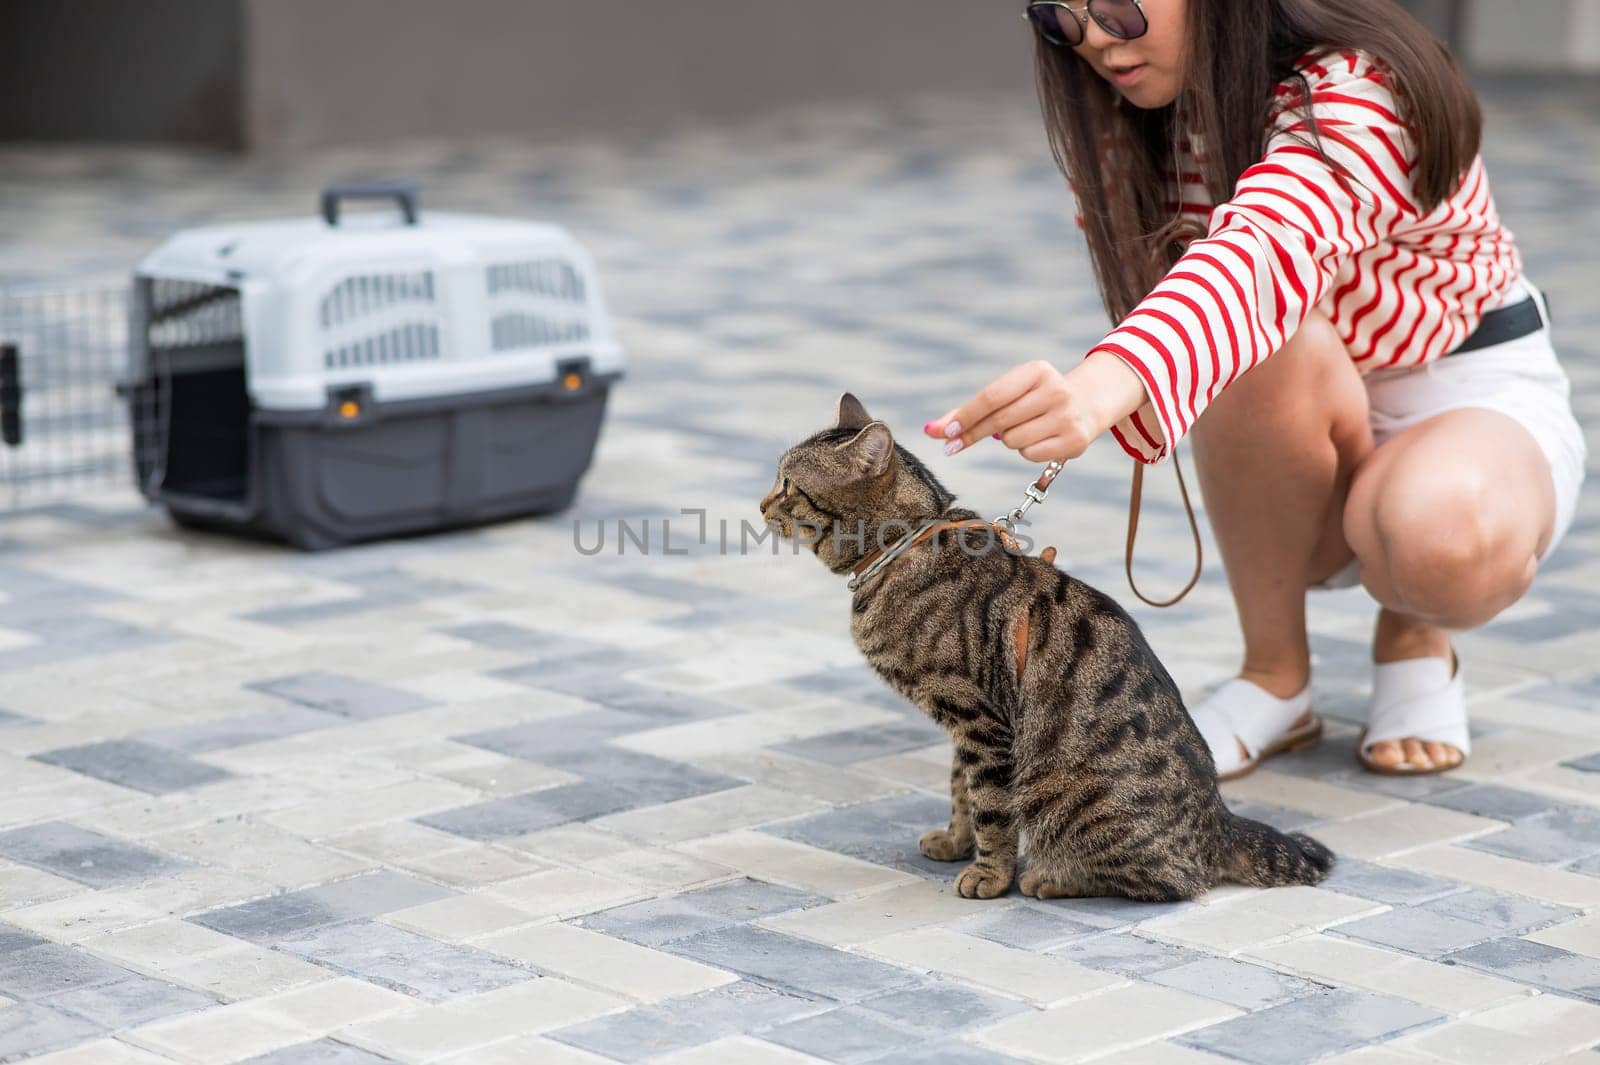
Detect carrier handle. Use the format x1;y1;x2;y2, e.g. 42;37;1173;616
1;343;21;447
321;181;420;227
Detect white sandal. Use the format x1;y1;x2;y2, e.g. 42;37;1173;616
1190;678;1324;783
1357;653;1470;775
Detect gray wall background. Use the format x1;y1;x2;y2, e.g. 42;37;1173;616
241;0;1034;151
0;0;242;145
2;0;1595;150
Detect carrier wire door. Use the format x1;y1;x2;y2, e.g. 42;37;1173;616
0;281;139;511
128;277;253;519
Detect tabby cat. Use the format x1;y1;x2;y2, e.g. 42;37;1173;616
759;393;1334;901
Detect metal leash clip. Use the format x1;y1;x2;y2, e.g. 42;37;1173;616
993;460;1064;534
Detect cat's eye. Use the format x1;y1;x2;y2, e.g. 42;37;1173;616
779;476;791;497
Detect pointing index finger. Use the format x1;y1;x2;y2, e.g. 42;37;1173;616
949;362;1049;446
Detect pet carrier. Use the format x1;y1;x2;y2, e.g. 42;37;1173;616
124;181;624;549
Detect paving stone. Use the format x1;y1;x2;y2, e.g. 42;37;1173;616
419;751;743;840
1398;993;1600;1065
239;1041;401;1064
0;926;49;955
1422;784;1564;821
189;872;457;943
766;793;974;880
571;877;827;949
1148;956;1325;1010
0;823;189;888
547;979;829;1062
1467;806;1600;865
0;1002;106;1061
380;894;538;941
677;831;918;899
663;925;922;1003
863;928;1123;1006
1050;932;1212;976
1316;859;1464;906
1175;989;1442;1065
1027;893;1198;930
1132;895;1318;953
669;878;830;922
277;920;534;1001
953;905;1100;951
574;896;738;949
1392;844;1600;907
301;872;459;919
454;710;660;762
188;893;346;945
43;972;216;1029
416;783;634;840
442;621;596;654
762;879;1012;949
492;652;669;701
141;706;347;753
247;673;436;719
857;981;1033;1032
0;944;131;1001
1447;937;1600;1000
872;1045;1036;1065
762;1006;925;1062
30;741;231;795
978;982;1240;1062
774;722;944;766
121;1001;309;1062
1336;889;1577;958
477;922;737;1003
1244;933;1529;1015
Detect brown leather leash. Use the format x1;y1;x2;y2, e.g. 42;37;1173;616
845;450;1201;681
992;451;1204;610
1125;450;1204;609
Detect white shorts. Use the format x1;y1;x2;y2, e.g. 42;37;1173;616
1316;276;1589;590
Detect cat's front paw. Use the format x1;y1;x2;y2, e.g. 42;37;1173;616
919;828;975;862
955;862;1014;899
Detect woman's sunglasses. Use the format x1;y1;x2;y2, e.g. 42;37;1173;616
1024;0;1149;47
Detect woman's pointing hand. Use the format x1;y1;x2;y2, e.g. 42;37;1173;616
924;352;1149;462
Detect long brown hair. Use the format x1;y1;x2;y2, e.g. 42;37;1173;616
1038;0;1482;322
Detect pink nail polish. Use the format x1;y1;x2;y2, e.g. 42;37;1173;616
943;421;962;439
923;421;937;434
992;434;1001;441
944;439;964;456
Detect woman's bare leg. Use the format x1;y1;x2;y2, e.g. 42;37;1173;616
1343;407;1556;769
1188;310;1558;771
1188;311;1373;701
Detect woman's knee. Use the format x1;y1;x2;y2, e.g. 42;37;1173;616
1351;460;1533;623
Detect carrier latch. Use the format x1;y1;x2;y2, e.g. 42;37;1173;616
326;384;376;427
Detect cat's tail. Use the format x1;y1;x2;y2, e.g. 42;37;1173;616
1220;812;1335;888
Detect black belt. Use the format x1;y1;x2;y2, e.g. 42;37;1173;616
1451;289;1548;355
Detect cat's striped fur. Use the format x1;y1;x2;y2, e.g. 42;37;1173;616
760;394;1334;901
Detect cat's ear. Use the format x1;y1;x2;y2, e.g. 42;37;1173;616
836;392;874;431
840;421;894;481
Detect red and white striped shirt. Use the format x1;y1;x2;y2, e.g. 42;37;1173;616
1090;48;1524;464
